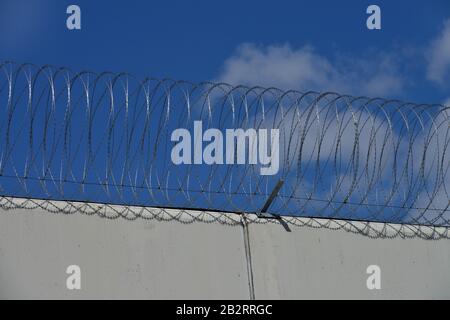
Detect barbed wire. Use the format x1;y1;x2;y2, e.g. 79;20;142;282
0;61;449;227
0;196;448;240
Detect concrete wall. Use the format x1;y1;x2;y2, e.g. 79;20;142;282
0;200;449;299
249;222;450;299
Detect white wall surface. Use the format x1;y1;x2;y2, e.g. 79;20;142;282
0;206;249;299
0;200;449;299
249;222;450;299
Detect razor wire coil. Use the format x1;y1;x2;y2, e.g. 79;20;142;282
0;61;450;227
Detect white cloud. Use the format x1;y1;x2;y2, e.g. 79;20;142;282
444;98;450;106
213;23;450;223
216;43;405;97
426;19;450;84
215;42;450;223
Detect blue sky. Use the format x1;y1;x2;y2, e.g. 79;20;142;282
0;1;450;224
0;0;450;103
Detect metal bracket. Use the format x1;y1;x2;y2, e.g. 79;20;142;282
257;179;284;219
256;179;291;232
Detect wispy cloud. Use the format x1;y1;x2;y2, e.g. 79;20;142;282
216;43;406;97
444;98;450;106
426;19;450;85
215;38;450;223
